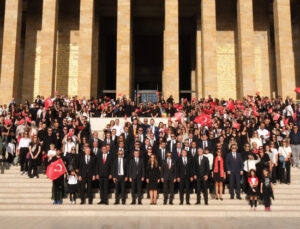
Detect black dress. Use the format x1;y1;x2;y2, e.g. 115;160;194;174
146;164;160;190
213;160;224;182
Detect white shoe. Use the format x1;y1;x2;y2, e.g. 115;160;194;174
20;171;24;176
33;176;37;179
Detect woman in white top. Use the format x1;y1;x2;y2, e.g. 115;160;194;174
269;142;279;184
18;131;31;175
63;136;76;157
278;139;292;184
243;154;260;173
250;131;263;149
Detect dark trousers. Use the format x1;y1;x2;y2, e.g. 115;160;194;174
281;161;291;183
196;177;208;203
52;176;64;202
271;166;277;183
28;158;38;177
131;178;142;202
115;176;126;203
20;147;29;172
229;173;241;198
80;176;93;203
70;192;76;202
263;194;271;208
99;177;109;203
163;180;174;202
179;178;190;204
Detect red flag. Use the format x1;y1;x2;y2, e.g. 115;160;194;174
45;97;53;110
174;104;183;110
284;118;289;125
227;100;235;111
137;93;141;97
46;158;66;181
256;91;260;96
68;128;75;137
295;88;300;93
175;112;183;120
273;113;280;121
156;91;159;96
194;114;211;126
4;119;12;126
118;93;123;97
232;122;241;129
192;98;197;102
268;108;273;113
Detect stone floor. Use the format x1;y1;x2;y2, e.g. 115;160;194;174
0;216;299;229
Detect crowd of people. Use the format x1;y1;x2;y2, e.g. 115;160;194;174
1;93;300;211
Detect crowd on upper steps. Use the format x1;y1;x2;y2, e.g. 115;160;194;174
0;92;300;211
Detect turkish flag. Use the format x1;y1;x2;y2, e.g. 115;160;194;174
45;97;53;110
174;104;183;110
175;112;183;120
46;158;66;180
227;100;235;111
273;113;280;121
295;88;300;93
118;93;123;97
284;118;289;125
232;122;241;129
156;91;159;96
194;114;211;126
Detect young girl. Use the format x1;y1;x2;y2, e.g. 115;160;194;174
248;169;259;210
68;170;78;204
260;169;274;211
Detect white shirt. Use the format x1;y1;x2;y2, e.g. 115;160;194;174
268;148;279;164
47;149;56;157
204;153;214;170
64;142;76;156
118;157;124;176
243;159;260;172
250;137;263;149
257;128;270;143
18;138;31;149
68;175;78;185
279;146;291;159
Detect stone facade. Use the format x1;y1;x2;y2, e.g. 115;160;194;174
0;0;299;104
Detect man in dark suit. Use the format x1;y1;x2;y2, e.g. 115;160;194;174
96;145;113;205
177;149;194;205
194;148;210;205
149;118;159;139
89;131;102;148
198;134;213;151
226;144;244;199
167;134;177;153
128;150;145;205
103;132;114;149
112;150;128;205
91;141;100;157
190;141;198;158
78;146;96;204
157;141;167;167
172;142;183;161
161;152;176;205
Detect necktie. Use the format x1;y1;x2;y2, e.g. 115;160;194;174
162;149;165;160
233;153;236;160
178;149;180;157
168;159;171;169
103;155;106;164
118;158;121;175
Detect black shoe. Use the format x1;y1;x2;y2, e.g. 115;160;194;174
237;196;242;200
179;202;183;205
163;202;167;205
80;201;85;205
220;198;223;201
114;201;120;205
230;196;234;200
122;201;126;205
186;202;191;205
195;201;200;205
88;201;93;205
205;202;208;205
104;202;109;205
138;200;142;205
169;201;173;205
131;201;136;205
98;201;103;205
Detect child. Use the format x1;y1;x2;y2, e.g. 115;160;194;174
260;168;274;211
68;170;78;204
248;169;259;210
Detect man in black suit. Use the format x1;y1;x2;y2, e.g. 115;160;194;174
172;142;183;161
112;150;128;205
190;141;198;158
96;145;113;205
89;131;102;148
177;149;194;205
226;144;244;199
78;146;96;204
161;152;176;205
198;134;213;151
194;148;210;205
91;141;100;157
157;141;167;167
128;150;145;205
167;134;176;153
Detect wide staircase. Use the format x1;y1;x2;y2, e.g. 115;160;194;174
1;164;300;217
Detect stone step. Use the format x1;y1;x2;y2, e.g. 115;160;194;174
0;204;300;211
0;209;299;217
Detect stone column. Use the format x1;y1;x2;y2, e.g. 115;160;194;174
39;0;58;97
273;0;296;98
78;0;95;98
163;0;179;102
201;0;217;98
237;0;256;98
116;0;132;99
196;18;202;99
0;0;22;104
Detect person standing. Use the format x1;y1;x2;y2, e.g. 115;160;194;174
260;168;274;211
289;125;300;168
226;144;244;199
112;150;128;205
161;152;177;205
96;145;113;205
18;132;31;175
248;170;259;210
212;149;226;200
128;150;145;205
78;147;96;205
278;139;292;184
28;136;41;178
146;154;160;205
194;148;210;205
177;149;194;205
